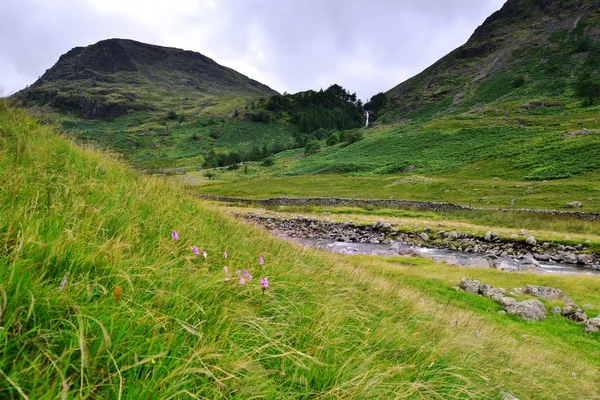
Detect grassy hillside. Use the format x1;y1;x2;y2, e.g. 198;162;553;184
2;102;600;398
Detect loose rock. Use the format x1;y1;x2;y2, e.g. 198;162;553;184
459;278;481;294
505;299;547;321
584;317;600;333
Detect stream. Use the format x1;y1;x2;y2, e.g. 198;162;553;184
296;238;600;276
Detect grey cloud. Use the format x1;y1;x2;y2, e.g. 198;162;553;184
0;0;506;99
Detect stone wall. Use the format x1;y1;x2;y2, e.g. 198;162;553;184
198;194;600;221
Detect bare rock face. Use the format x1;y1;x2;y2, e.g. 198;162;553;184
505;299;547;321
459;277;481;294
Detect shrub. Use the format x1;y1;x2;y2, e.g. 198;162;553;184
262;156;275;166
304;140;321;155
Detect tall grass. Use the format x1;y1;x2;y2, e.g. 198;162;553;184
1;100;599;398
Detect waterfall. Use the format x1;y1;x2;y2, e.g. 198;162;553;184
365;111;369;127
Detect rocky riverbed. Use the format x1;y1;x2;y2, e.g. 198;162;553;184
243;213;600;274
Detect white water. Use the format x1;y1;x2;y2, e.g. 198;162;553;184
365;111;369;127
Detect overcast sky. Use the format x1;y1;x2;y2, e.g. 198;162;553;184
0;0;506;100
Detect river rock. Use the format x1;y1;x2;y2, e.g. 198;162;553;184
533;253;551;262
448;231;459;240
419;232;430;242
446;256;459;266
577;254;594;265
459;278;481;294
526;236;537;246
561;305;587;322
505;299;547;321
584;317;600;333
564;254;578;264
467;257;494;269
484;231;498;242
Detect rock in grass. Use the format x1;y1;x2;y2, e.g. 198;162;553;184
505;299;547;321
584;318;600;333
501;391;520;400
418;232;430;241
459;278;481;294
480;284;502;298
525;285;571;302
526;236;537;246
564;202;582;208
561;305;587;322
551;306;562;315
518;229;528;236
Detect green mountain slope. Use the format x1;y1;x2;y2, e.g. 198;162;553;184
13;38;278;119
383;0;600;117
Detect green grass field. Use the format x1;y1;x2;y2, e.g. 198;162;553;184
3;100;600;398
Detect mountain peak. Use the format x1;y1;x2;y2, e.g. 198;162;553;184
14;39;278;119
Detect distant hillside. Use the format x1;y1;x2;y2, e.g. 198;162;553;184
377;0;600;119
13;39;279;119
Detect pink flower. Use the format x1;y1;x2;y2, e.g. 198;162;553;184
243;270;249;278
171;231;179;240
223;266;228;274
192;246;200;255
248;275;253;280
259;256;264;265
261;277;269;289
239;277;245;286
202;251;207;259
236;270;241;275
225;277;230;282
223;251;227;259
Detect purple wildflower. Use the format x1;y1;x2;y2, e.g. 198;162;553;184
243;270;249;278
249;275;253;280
192;246;200;255
223;251;227;259
225;277;230;282
171;231;179;240
58;272;69;291
236;270;241;275
202;251;207;259
261;277;269;289
239;277;245;286
223;266;228;274
259;256;264;265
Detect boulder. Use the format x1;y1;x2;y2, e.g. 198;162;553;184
448;231;459;240
584;317;600;333
505;299;547;321
526;236;537;246
419;232;430;242
484;231;498;242
459;278;481;294
561;305;587;322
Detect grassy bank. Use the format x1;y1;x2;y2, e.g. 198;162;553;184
2;100;600;398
